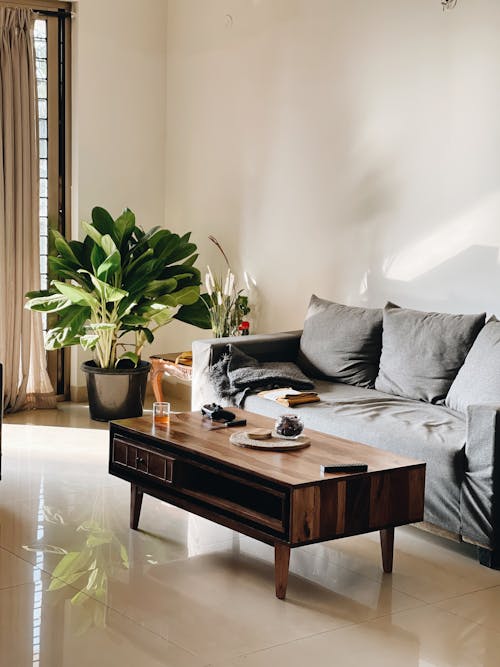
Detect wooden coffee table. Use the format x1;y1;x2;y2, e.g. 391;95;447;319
109;410;425;599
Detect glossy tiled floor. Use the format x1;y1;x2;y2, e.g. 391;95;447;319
2;403;500;666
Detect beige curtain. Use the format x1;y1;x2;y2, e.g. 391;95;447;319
0;7;55;412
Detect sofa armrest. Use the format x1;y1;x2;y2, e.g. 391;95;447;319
462;404;500;548
191;331;302;410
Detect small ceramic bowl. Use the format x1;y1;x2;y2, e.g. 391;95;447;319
274;414;304;439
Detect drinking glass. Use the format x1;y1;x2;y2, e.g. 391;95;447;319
153;401;170;426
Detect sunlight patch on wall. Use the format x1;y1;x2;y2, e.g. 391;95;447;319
384;191;500;282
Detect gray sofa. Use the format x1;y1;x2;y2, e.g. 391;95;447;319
192;302;500;569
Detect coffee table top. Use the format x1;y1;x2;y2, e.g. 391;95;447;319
113;409;424;488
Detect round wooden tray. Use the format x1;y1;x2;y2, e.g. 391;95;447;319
230;431;310;451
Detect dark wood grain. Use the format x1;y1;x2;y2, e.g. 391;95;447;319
115;410;424;486
130;483;143;530
380;527;395;573
291;486;321;542
275;543;290;599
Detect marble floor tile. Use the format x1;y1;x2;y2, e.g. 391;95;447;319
2;403;499;667
215;604;500;667
316;524;500;603
437;585;500;633
100;542;423;661
0;545;36;590
0;569;202;667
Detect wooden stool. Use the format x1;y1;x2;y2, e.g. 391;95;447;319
149;354;193;403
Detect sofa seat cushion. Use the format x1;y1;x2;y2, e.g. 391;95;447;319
375;303;485;403
245;381;466;534
298;295;382;388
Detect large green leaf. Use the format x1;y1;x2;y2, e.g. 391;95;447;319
101;234;118;257
83;273;128;303
52;281;99;309
80;333;99;350
164;242;198;265
48;256;89;285
149;304;175;327
85;323;116;331
51;229;80;266
97;250;121;280
141;327;154;343
150;232;180;260
67;240;86;264
174;294;212;329
170;285;199;306
143;278;178;297
121;314;148;326
90;244;106;274
25;293;71;313
91;206;116;241
116;296;138;318
114;209;136;248
116;351;139;367
81;220;103;248
124;258;164;287
122;247;154;278
25;289;52;299
153;285;199;308
159;261;201;287
183;253;199;268
43;305;90;350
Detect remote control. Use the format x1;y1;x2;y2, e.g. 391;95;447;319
320;463;368;473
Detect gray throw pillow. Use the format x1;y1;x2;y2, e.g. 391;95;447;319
298;295;383;388
375;303;486;403
446;318;500;413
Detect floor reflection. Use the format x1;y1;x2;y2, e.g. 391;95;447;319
1;406;500;666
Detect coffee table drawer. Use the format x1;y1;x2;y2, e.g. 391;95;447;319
112;436;175;483
110;434;288;536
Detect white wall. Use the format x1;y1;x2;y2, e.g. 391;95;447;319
71;0;169;396
71;0;500;395
165;0;500;336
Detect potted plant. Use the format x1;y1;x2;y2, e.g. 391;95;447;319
25;206;210;420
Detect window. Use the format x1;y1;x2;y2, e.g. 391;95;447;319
0;1;70;396
35;19;49;293
33;6;71;397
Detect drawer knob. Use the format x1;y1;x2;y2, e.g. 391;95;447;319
136;456;146;465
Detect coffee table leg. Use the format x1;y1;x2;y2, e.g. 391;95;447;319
130;484;143;530
380;527;394;573
274;543;290;599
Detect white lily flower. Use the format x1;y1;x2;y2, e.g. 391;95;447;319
217;291;223;305
205;272;213;296
223;268;231;296
206;265;215;290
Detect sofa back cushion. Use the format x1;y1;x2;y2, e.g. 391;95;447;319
445;318;500;413
298;295;383;388
375;303;485;403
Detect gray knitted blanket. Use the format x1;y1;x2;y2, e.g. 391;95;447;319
211;344;314;407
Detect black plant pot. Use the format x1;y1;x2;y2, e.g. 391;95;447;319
81;360;151;422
